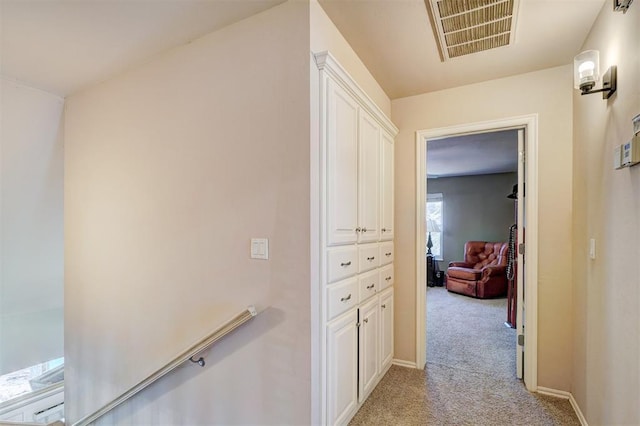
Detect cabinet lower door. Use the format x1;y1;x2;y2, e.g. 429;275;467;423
379;288;394;373
358;296;379;402
327;310;358;426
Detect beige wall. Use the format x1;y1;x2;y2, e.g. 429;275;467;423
310;0;391;117
64;2;312;424
572;2;640;424
392;65;574;390
0;78;64;374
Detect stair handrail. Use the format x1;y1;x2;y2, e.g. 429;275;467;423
72;306;258;426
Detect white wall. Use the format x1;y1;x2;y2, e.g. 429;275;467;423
572;2;640;424
392;65;574;390
428;172;517;267
64;2;312;424
0;77;64;375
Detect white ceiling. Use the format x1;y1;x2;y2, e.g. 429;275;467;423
319;0;606;99
427;130;518;178
1;0;605;99
0;0;285;97
1;1;605;171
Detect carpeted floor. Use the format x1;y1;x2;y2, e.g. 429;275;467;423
349;286;579;425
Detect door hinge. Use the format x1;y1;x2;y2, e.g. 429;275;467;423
518;334;525;346
518;243;525;254
519;151;526;163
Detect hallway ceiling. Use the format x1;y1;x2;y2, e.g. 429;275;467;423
319;0;606;99
0;0;285;96
1;0;606;99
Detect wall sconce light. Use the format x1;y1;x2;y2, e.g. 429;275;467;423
613;0;633;13
574;50;617;99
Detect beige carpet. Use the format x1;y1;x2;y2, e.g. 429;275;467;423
349;287;579;425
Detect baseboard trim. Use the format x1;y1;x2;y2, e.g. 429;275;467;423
537;387;588;426
392;359;417;369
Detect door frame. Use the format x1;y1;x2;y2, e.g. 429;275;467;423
414;114;538;392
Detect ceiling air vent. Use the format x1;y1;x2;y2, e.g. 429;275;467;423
425;0;520;61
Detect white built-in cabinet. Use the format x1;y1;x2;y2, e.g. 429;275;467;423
357;109;380;243
358;296;379;402
380;131;394;241
316;51;398;426
326;310;358;426
379;288;394;370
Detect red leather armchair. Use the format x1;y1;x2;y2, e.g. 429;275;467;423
446;241;508;298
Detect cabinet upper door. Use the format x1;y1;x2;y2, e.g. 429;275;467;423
358;296;379;402
327;310;358;426
326;79;359;246
358;109;380;243
379;288;394;373
380;130;394;241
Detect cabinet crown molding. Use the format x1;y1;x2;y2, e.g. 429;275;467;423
314;51;398;137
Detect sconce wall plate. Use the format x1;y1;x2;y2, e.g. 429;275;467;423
614;0;634;13
582;65;617;99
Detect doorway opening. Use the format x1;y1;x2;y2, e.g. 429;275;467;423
415;115;539;392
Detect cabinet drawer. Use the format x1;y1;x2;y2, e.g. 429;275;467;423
358;243;380;272
379;264;394;291
379;242;394;266
327;246;358;284
327;277;359;321
358;269;379;303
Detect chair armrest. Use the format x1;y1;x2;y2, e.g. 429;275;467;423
481;265;506;279
449;261;472;268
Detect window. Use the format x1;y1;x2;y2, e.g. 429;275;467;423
427;193;443;260
0;357;64;403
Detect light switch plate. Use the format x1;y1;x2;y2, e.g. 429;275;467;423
251;238;269;260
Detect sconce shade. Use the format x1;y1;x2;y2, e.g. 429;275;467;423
574;50;600;92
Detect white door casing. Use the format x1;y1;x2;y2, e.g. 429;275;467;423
516;128;525;379
415;115;538;391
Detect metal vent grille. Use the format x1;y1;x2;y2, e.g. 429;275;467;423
426;0;519;61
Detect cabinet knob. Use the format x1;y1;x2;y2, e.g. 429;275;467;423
340;261;351;267
363;318;369;323
366;256;375;261
382;304;386;309
355;227;362;233
385;276;391;281
385;252;392;256
381;228;386;232
366;284;375;290
362;227;367;232
340;294;352;302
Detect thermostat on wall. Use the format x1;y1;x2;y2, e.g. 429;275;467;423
621;135;640;167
